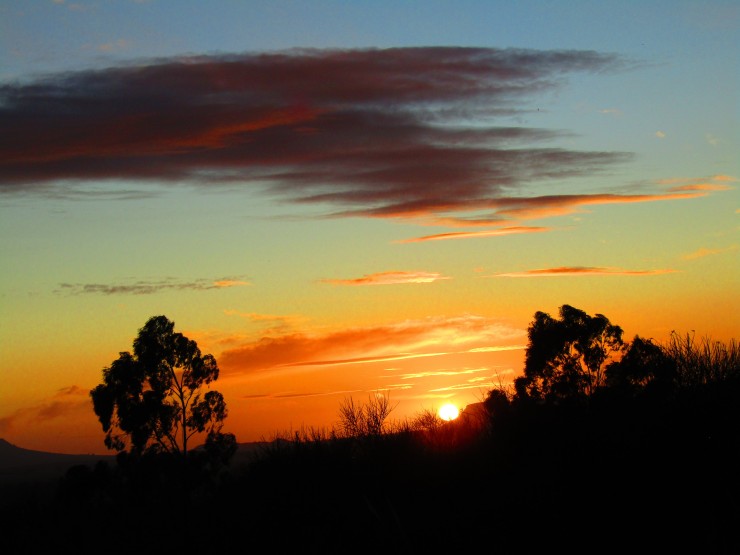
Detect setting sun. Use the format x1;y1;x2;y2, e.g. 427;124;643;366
438;403;460;421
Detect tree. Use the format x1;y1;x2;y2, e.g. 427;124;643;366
605;335;677;395
515;305;624;403
338;391;396;438
90;315;234;457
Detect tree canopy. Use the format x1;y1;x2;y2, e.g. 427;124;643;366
515;304;624;403
90;315;234;456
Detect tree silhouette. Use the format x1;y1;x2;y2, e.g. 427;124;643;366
515;304;624;403
605;335;677;396
90;315;234;456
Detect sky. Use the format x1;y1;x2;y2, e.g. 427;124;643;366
0;0;738;455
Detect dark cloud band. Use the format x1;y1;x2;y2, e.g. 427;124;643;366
1;47;633;220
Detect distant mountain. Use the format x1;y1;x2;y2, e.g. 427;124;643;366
0;438;115;485
0;438;277;485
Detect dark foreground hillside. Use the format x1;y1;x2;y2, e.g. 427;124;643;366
2;380;739;555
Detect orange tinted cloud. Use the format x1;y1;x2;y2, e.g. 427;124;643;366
396;226;551;243
223;309;304;324
670;184;732;192
219;314;524;375
212;279;250;288
321;271;451;285
682;245;739;260
492;266;678;277
388;191;707;240
658;174;737;192
0;386;89;434
487;192;706;220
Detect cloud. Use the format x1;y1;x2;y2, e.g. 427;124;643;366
220;309;307;336
492;266;678;277
321;271;451;285
396;226;551;243
56;276;250;295
401;191;705;223
682;245;739;260
223;309;304;323
0;47;637;221
670;184;732;192
658;174;736;193
0;386;89;434
212;279;250;288
219;314;524;375
98;39;130;53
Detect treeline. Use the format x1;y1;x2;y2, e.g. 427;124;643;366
2;306;738;554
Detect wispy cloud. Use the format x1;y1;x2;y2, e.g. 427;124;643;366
0;47;637;221
212;279;250;288
57;276;250;295
220;309;307;336
98;39;130;53
492;266;678;277
3;47;722;241
223;309;304;323
219;314;524;375
321;271;450;285
0;386;89;434
682;245;739;260
396;226;550;243
660;174;737;193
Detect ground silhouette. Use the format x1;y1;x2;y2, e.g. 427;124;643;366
2;310;738;554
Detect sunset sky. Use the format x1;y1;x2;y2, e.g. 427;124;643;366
0;0;737;455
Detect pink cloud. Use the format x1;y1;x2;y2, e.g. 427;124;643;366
321;271;451;285
492;266;678;277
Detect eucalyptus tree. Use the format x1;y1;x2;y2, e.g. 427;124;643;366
90;315;234;457
515;305;625;403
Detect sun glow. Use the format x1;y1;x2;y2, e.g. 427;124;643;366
438;403;460;421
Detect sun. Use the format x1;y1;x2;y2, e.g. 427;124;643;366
438;403;460;421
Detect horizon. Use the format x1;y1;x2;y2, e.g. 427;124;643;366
0;0;737;455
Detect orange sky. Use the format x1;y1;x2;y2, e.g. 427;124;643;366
0;2;737;454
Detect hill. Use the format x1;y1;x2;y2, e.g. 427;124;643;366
0;439;116;485
0;438;275;486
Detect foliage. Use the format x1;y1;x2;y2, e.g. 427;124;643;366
605;334;677;395
409;407;443;432
90;315;235;457
337;391;397;438
515;304;624;403
664;331;740;387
